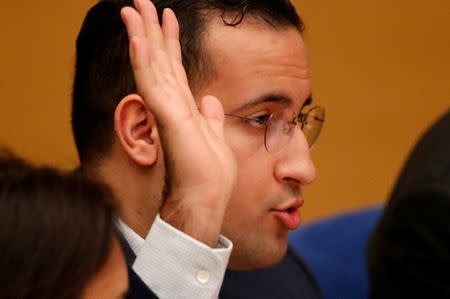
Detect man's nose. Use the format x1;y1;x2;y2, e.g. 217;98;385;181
274;126;316;186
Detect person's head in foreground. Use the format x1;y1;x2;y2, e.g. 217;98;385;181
0;151;128;299
72;0;325;270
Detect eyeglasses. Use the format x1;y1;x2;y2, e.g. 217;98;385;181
225;106;325;153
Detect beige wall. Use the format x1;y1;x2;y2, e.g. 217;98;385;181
293;0;449;221
1;1;448;222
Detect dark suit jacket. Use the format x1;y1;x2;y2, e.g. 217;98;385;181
120;237;158;299
367;109;450;298
220;246;322;299
120;235;322;299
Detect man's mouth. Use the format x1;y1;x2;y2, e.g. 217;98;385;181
271;198;303;230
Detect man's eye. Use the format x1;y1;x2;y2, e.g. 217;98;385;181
247;114;271;127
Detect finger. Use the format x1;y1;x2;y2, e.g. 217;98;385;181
120;6;146;39
162;8;200;107
129;36;157;100
126;1;195;123
121;7;155;91
134;0;163;45
162;9;181;63
121;7;151;74
162;8;189;85
160;8;198;114
199;95;225;140
134;0;175;84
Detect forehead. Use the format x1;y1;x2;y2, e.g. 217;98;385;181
200;16;311;111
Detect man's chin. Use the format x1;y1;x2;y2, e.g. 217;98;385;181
226;243;288;271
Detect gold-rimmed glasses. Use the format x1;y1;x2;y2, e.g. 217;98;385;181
225;106;325;153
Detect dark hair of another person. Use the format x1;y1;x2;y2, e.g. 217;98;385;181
0;150;117;299
72;0;305;165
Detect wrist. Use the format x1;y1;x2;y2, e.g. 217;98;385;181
160;197;225;248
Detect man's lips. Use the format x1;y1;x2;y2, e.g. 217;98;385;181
271;198;303;230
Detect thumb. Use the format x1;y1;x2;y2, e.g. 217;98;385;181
199;95;225;140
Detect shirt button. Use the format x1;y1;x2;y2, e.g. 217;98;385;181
197;270;210;284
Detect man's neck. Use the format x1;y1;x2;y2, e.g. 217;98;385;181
95;157;163;238
120;200;160;238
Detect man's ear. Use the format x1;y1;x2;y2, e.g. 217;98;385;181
114;94;159;166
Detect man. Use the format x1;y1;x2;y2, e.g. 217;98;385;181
367;109;450;298
72;0;324;297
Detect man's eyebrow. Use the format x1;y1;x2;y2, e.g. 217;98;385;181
231;93;292;113
232;93;313;113
303;95;313;107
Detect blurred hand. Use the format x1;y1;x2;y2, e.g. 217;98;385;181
121;0;237;247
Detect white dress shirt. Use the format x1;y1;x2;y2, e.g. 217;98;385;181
117;214;232;299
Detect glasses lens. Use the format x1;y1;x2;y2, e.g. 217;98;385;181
302;106;325;148
264;106;325;152
264;110;295;153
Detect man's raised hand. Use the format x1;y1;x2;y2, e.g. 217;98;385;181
120;0;236;247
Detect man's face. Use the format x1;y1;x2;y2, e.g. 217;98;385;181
195;18;316;270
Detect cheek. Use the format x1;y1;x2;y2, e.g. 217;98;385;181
224;127;277;218
224;123;264;154
228;150;274;211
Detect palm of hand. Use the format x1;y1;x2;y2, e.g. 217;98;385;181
121;0;237;246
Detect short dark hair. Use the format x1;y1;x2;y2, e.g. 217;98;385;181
72;0;304;165
0;151;117;299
